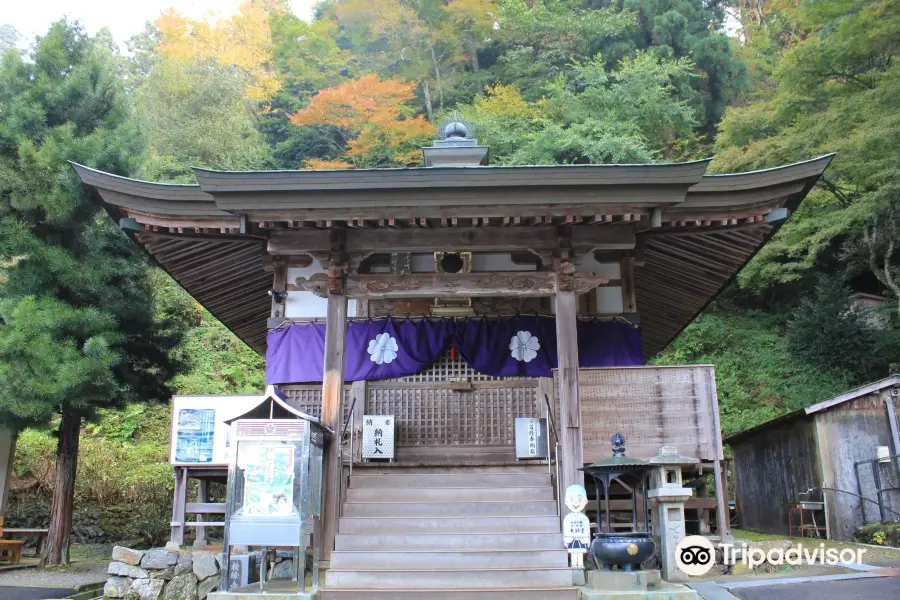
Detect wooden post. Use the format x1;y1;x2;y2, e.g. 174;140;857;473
169;467;188;548
321;291;348;562
696;478;711;535
620;256;637;313
555;284;584;492
0;428;16;519
193;478;208;548
715;459;729;539
271;258;287;319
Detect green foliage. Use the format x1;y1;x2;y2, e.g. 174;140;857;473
856;522;900;548
0;21;188;428
136;57;271;181
786;278;898;382
654;310;849;436
714;0;900;297
460;50;700;164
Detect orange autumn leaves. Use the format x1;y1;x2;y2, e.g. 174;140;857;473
289;75;432;169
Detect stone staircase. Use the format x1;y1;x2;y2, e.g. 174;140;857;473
321;464;578;600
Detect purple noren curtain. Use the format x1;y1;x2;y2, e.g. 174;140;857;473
265;316;643;384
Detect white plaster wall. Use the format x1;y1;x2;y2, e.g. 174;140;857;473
471;253;537;272
285;292;357;318
410;254;436;273
595;286;624;313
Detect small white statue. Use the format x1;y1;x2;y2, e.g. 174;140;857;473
562;484;591;569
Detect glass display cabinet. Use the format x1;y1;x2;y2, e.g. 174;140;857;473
221;417;326;593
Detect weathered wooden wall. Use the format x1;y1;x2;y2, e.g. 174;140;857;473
559;366;722;461
814;391;900;540
730;415;821;535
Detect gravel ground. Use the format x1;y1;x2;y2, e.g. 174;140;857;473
0;562;108;588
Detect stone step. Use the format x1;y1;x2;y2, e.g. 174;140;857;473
346;486;554;502
334;532;564;551
342;500;557;518
320;588;579;600
327;568;576;589
330;549;569;570
339;516;562;535
348;473;551;488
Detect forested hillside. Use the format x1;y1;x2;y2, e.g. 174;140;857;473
1;0;899;548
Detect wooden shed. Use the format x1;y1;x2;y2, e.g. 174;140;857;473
726;375;900;541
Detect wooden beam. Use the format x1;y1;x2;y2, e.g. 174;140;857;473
555;285;584;494
321;292;348;562
311;272;610;299
268;227;636;257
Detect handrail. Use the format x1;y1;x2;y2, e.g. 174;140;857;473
543;393;561;448
338;397;357;518
543;394;563;517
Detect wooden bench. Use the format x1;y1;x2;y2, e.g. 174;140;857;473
0;517;25;565
2;528;48;556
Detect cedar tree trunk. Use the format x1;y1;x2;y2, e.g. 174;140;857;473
41;408;81;566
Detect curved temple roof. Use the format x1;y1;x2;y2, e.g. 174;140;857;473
71;155;834;357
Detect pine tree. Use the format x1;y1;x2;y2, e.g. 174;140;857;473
0;20;187;565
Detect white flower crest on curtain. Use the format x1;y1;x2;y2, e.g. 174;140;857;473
509;330;540;363
367;332;399;365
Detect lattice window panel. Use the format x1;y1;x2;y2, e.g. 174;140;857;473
387;346;513;383
368;384;540;447
279;385;352;421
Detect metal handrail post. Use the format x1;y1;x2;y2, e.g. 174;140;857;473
338;397;358;518
555;442;561;518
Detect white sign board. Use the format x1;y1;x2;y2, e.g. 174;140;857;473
169;395;267;466
362;415;395;460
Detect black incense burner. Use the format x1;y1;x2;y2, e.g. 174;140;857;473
580;433;655;571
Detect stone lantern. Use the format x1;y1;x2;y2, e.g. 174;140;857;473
647;445;699;582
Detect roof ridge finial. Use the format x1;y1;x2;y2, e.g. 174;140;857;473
438;111;474;140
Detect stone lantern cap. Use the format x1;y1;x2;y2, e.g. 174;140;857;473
647;445;700;466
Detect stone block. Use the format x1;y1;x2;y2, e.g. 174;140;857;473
109;561;149;579
113;546;146;566
142;549;179;570
131;577;165;600
587;569;662;592
193;552;219;581
271;559;293;580
580;581;697;600
104;576;132;598
175;554;194;577
164;573;198;600
150;567;176;581
198;575;219;600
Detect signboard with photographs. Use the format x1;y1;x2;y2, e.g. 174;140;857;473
169;395;264;466
362;415;395;460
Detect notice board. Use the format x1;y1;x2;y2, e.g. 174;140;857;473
169;395;266;466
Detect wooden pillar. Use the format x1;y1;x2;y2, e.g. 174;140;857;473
0;428;16;518
555;285;584;493
193;478;208;548
169;467;188;548
620;256;637;313
715;459;730;539
271;258;287;319
321;290;348;562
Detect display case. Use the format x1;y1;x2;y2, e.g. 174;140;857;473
221;417;326;592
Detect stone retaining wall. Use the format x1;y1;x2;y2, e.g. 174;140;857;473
104;547;221;600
